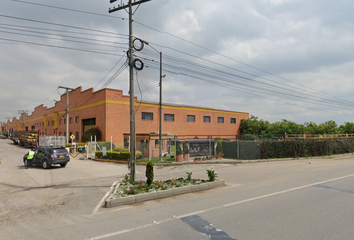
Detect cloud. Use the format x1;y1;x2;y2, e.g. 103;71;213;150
1;0;354;127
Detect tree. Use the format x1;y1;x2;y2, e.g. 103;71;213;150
339;122;354;134
81;127;102;142
319;120;338;134
240;115;270;135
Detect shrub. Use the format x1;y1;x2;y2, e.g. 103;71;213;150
95;151;130;160
136;150;142;159
183;143;189;154
176;143;183;155
113;146;129;152
145;160;154;186
216;140;223;154
81;127;102;142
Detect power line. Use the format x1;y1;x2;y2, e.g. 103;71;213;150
0;14;128;37
11;0;127;19
0;37;126;56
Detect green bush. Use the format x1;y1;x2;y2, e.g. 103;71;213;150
216;140;223;154
260;139;354;159
136;150;142;159
176;143;183;155
95;151;130;160
113;146;129;152
81;127;102;142
183;143;189;154
145;160;154;186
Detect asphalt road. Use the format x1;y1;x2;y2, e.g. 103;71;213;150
1;139;354;240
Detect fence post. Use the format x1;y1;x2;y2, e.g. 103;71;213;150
237;140;240;159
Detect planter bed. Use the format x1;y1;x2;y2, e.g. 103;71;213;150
105;179;225;208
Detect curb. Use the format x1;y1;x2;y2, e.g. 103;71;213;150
105;179;225;208
94;158;147;165
94;153;354;166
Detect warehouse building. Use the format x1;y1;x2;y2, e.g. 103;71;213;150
3;87;249;156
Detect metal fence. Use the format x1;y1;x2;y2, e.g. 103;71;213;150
223;141;261;160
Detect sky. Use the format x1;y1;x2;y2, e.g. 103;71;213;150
1;0;354;127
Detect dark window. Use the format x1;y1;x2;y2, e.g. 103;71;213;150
187;115;195;122
51;120;54;126
142;112;153;120
48;121;50;126
64;119;66;124
59;119;62;125
218;117;224;123
124;138;129;149
59;132;62;136
164;114;174;121
204;116;211;122
75;116;79;123
231;118;236;124
69;117;73;124
154;139;164;149
75;132;79;141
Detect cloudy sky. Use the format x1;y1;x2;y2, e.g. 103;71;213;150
1;0;354;127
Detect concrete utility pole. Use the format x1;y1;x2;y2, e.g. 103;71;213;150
159;52;163;161
18;110;28;131
109;0;151;183
58;86;75;144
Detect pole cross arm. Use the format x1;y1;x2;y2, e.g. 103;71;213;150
109;0;151;13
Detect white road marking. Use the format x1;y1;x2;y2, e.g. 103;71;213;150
87;173;354;240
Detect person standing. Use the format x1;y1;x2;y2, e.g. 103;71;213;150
26;148;35;169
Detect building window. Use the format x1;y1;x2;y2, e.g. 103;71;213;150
64;118;66;124
187;115;195;122
59;119;62;125
51;120;54;126
231;118;236;124
124;138;130;149
204;116;211;122
142;112;153;120
164;114;174;121
70;117;73;124
75;132;79;141
48;121;50;126
218;117;224;123
59;132;62;136
75;116;79;123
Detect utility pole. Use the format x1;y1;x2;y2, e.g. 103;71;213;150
18;110;28;131
159;52;163;161
109;0;151;183
58;86;75;144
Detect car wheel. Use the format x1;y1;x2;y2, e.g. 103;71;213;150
42;160;51;169
60;163;67;168
24;159;27;167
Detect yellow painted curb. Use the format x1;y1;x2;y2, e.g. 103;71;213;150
94;158;147;165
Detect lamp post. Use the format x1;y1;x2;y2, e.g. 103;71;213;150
57;86;74;144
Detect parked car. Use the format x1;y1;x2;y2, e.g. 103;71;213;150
23;146;70;169
0;135;7;139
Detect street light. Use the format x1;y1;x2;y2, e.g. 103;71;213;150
141;40;164;161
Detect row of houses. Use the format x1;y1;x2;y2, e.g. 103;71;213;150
1;86;249;157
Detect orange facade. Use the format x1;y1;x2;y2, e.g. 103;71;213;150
4;87;249;147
